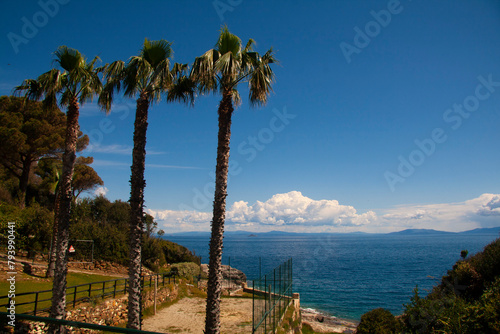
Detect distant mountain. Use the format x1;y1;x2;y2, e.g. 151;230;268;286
389;227;500;236
163;231;211;237
388;229;454;235
460;226;500;235
164;227;500;237
265;230;298;235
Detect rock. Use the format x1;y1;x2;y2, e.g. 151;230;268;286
201;264;247;284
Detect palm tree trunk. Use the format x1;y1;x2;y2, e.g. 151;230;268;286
127;93;149;329
49;98;79;334
46;189;60;278
205;90;234;334
17;154;33;209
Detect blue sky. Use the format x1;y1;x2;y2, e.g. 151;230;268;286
1;0;500;232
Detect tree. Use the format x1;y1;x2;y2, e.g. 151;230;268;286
461;249;469;260
191;26;276;334
15;46;102;333
72;157;104;199
37;155;103;278
99;38;195;329
0;96;66;208
358;308;401;334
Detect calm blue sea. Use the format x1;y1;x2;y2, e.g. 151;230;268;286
165;231;499;321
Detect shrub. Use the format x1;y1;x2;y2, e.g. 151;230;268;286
170;262;201;279
357;308;400;334
465;277;500;333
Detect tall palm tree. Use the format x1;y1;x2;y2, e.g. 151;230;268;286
15;46;102;333
191;26;277;334
99;38;195;329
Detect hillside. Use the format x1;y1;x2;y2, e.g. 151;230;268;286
357;237;500;333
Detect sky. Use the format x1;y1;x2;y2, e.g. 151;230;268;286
1;0;500;233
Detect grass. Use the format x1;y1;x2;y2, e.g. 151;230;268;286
301;323;339;334
0;271;125;314
141;281;206;319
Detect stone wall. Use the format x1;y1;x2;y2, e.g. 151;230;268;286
67;260;155;276
275;293;302;334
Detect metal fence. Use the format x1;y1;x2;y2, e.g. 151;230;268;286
0;273;176;316
252;258;293;334
0;312;165;333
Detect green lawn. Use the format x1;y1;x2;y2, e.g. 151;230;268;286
1;272;124;314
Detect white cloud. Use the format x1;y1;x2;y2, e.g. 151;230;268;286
148;192;500;234
377;193;500;232
226;191;376;228
147;209;212;232
92;159;202;170
149;191;377;233
85;144;166;155
94;186;109;197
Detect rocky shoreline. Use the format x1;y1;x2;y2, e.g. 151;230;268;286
301;308;358;334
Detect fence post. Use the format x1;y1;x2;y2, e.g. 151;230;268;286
34;292;39;316
252;280;255;333
73;286;77;308
88;283;92;300
279;264;281;327
264;275;267;333
154;276;157;315
273;268;276;331
113;279;117;298
102;281;106;298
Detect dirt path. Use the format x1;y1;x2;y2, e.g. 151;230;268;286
142;297;253;334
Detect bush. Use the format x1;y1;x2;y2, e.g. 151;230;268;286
170;262;201;279
402;286;470;333
465;277;500;333
357;308;400;334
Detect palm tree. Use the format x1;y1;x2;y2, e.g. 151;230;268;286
191;26;277;334
99;38;195;329
15;46;102;333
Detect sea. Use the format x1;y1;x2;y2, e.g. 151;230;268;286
165;230;500;321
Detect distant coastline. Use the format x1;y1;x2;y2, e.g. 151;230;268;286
163;226;500;237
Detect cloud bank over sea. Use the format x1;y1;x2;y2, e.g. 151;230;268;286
148;192;500;233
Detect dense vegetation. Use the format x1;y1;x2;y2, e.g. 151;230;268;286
0;96;199;272
0;195;199;270
359;237;500;333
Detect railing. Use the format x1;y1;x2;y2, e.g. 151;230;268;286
0;312;164;333
252;258;293;334
0;273;176;316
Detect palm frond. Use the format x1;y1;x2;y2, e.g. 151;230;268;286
99;60;126;113
243;39;256;53
191;49;219;94
13;79;43;100
150;58;172;93
216;25;241;56
231;88;242;107
248;62;275;107
167;76;197;106
215;52;241;88
54;46;84;72
141;38;173;68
